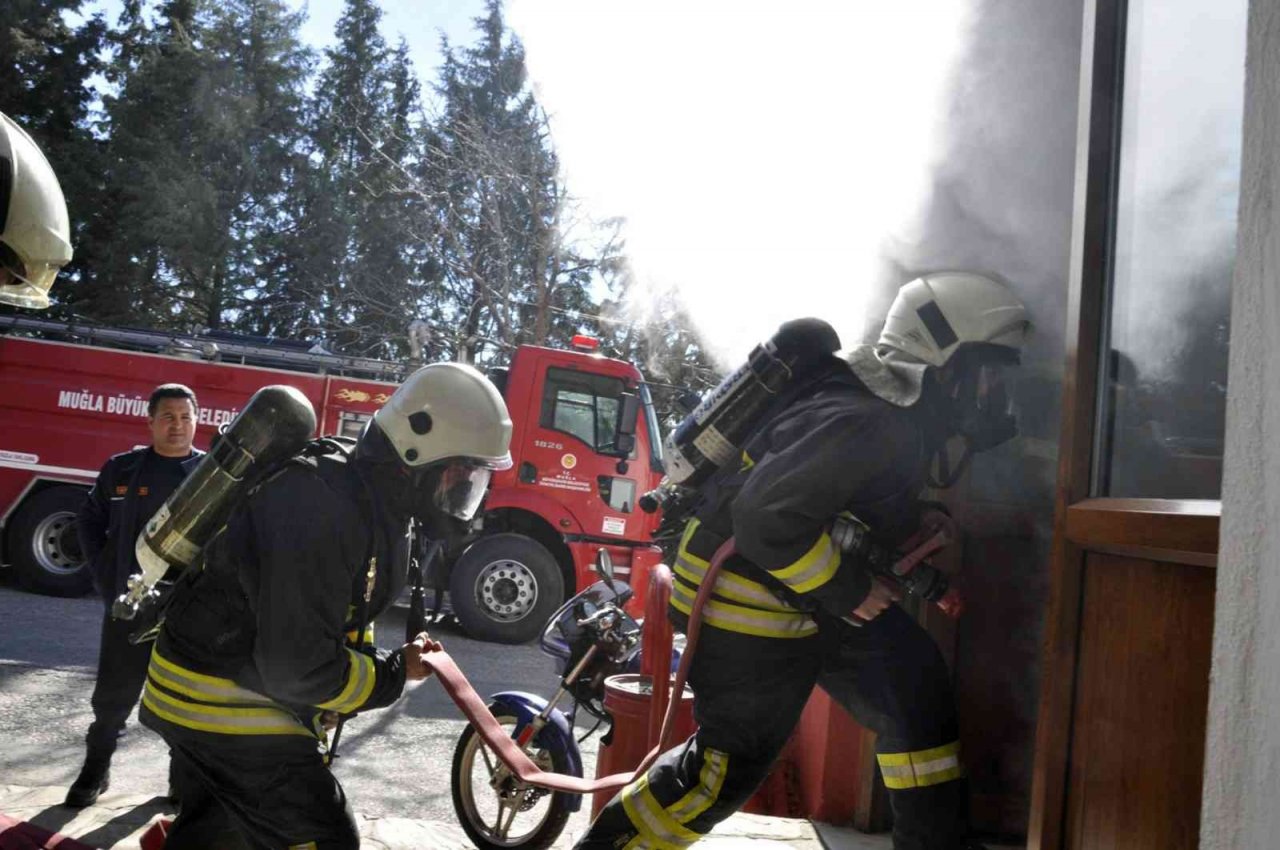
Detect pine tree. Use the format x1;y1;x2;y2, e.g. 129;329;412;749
274;0;427;357
420;0;594;365
79;0;310;330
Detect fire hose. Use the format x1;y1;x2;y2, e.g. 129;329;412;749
419;524;957;794
421;537;735;795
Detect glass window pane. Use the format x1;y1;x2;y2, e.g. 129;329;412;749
1097;0;1246;498
540;366;626;452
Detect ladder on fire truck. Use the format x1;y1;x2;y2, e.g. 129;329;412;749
0;314;404;381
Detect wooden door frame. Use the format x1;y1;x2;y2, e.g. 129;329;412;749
1027;0;1222;846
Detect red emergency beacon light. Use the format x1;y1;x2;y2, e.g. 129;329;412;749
570;334;600;353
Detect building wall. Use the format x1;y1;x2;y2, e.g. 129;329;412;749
1200;0;1280;844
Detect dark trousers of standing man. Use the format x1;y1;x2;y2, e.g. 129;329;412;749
577;606;969;850
84;607;154;758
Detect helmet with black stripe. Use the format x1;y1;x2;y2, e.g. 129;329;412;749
878;272;1029;366
879;273;1032;485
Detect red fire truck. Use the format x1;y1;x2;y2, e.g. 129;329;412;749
0;315;665;643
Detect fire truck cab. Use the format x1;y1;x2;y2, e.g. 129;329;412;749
0;317;665;643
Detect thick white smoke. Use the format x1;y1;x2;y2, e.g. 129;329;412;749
509;0;974;366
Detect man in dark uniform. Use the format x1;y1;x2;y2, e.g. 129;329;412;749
578;273;1031;850
66;383;203;807
139;362;512;849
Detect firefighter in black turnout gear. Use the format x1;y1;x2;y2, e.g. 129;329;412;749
66;384;204;808
140;363;512;849
578;273;1031;850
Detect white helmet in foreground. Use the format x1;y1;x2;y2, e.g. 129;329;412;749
878;272;1030;366
368;362;513;521
0;112;72;309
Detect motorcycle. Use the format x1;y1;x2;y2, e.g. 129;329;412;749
449;550;646;850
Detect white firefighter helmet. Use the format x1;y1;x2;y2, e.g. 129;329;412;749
0;112;72;309
878;272;1030;367
374;362;513;471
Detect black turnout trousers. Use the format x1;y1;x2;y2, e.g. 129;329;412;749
578;606;968;850
84;606;155;756
154;727;359;850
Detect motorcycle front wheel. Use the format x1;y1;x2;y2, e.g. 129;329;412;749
451;707;575;849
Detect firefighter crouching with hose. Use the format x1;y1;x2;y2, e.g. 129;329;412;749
578;273;1031;850
138;363;512;849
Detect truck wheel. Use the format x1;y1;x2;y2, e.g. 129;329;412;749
9;486;92;597
450;534;565;644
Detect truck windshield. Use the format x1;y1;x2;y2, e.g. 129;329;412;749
541;367;626;454
640;383;664;472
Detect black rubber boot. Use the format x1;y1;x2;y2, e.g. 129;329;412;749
64;756;111;808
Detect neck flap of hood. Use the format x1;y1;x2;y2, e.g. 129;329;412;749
843;344;931;407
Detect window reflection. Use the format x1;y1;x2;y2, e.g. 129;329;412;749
1098;0;1245;498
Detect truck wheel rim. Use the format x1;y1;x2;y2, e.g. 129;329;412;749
31;511;84;576
476;560;538;622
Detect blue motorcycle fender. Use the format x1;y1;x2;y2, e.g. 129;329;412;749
489;691;585;812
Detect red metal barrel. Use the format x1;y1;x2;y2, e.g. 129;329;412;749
592;673;697;817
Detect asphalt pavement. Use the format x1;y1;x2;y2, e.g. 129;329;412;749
0;576;607;844
0;577;863;848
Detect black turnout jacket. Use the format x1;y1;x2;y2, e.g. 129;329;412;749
149;450;411;740
670;362;935;637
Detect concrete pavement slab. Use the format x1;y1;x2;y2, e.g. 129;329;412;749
1;784;829;849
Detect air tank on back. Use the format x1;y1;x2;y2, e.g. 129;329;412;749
660;317;843;492
112;384;317;620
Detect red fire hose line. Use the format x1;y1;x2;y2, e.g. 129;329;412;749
421;538;737;796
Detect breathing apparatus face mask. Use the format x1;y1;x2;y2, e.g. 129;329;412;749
409;460;493;524
434;461;493;521
930;345;1021;488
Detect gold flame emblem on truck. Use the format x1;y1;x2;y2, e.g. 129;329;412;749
334;389;391;405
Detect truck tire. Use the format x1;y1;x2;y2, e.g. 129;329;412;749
9;486;93;597
450;533;565;644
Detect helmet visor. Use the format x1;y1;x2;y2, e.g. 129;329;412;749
434;461;493;521
0;260;56;309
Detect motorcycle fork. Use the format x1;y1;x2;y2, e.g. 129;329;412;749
515;644;599;750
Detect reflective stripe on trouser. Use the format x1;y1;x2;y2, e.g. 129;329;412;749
576;627;822;850
580;607;969;850
142;646;320;739
877;740;964;789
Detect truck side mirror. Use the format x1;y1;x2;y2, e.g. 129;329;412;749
612;393;640;457
595;547;615;582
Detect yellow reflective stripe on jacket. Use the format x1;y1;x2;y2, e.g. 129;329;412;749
670;580;817;639
672;559;796;614
142;680;314;737
677;521;709;568
674;519;797;614
668;748;729;825
315;648;376;713
877;741;964;789
148;651;275;706
621;775;702;849
768;532;840;594
345;622;375;647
